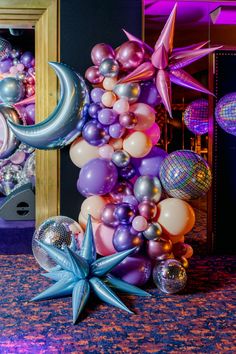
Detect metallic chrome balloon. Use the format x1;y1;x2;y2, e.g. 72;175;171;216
99;58;119;78
0;77;25;104
143;222;162;240
134;176;162;203
0;105;21;159
153;259;187;294
113;82;140;103
7;62;90;149
112;150;130;168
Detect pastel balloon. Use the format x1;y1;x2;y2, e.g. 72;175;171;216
98;108;118;125
99;144;114;159
77;158;118;196
101;91;117;107
81;196;107;221
157;198;195;236
132;215;148;232
10;150;26;164
132;146;168;178
109;137;123;150
93;222;116;256
145;123;161;145
69;137;99;168
88;103;101;119
109;123;125;138
103;77;118;90
113;98;129;114
91;88;104;103
147;239;172;260
123;131;152;158
0;58;13;73
91;43;115;66
129;103;155;131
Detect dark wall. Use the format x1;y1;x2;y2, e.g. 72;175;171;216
213;51;236;254
60;0;143;219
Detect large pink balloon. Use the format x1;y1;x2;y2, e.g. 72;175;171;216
157;198;195;236
93;222;116;256
144;123;161;145
129;103;155;131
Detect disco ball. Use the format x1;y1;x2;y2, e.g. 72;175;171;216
184;99;208;135
32;216;84;271
0;163;22;195
22;153;35;186
159;150;212;200
215;92;236;136
0;37;12;60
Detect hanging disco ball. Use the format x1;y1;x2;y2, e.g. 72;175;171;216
0;37;12;60
159;150;212;200
183;99;209;135
215;92;236;136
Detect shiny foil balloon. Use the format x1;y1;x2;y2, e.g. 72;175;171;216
113;225;144;253
184;99;208;135
99;58;119;78
0;105;21;159
134;175;162;203
160;150;212;200
112;150;130;168
153;259;187;294
113;82;140;103
7;62;89;149
215;92;236;136
143;222;162;240
0;77;25;104
32;216;84;271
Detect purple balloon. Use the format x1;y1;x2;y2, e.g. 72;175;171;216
82;120;109;146
98;108;118;125
132;146;168;178
114;203;136;225
113;224;143;253
112;255;152;286
25;104;35;123
109;123;125;138
0;58;13;73
122;195;138;206
138;81;161;107
110;180;133;202
88;103;102;119
91;88;105;103
20;51;34;68
101;203;119;227
77;158;118;196
119;163;136;180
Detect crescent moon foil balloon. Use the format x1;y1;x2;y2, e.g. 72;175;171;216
0;105;21;159
7;62;90;150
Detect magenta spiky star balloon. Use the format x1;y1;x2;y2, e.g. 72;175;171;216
121;3;221;117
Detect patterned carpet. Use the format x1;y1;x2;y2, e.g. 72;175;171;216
0;254;235;353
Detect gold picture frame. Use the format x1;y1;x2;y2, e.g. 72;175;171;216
0;0;59;225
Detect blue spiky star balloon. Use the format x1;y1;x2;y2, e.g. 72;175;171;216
32;215;150;324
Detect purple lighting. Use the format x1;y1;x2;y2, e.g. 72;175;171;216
210;6;236;24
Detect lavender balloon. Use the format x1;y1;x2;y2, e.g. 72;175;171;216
132;146;168;178
77;158;118;196
101;203;119;227
98;108;118;125
113;225;144;253
112;255;152;286
25;104;35;123
0;58;13;73
91;88;105;103
88;103;102;119
82;120;109;146
20;51;34;68
109;123;125;138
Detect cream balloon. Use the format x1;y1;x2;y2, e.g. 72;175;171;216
123;131;152;158
109;137;123;150
81;196;107;221
69;137;99;168
129;103;155;131
157;198;195;236
169;234;185;244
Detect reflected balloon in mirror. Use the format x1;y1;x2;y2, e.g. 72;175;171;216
184;99;208;135
215;92;236;136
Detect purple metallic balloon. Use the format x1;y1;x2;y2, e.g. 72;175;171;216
91;88;105;103
77;158;118;197
20;51;34;68
119;163;136;180
138;81;161;107
82;120;109;146
147;239;172;261
25;104;35;122
85;66;103;84
0;58;13;73
114;203;136;225
116;41;144;70
112;254;152;286
109;123;125;138
119;111;137;129
122;195;138;206
113;224;144;253
132;146;168;178
88;103;102;119
138;200;157;221
91;43;115;66
110;180;133;202
101;203;119;227
98;108;118;125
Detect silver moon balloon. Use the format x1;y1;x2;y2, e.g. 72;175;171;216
7;62;90;150
0;105;21;159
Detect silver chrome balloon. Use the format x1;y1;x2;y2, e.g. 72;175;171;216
99;58;119;77
0;105;21;159
0;77;25;104
153;259;187;294
7;62;90;150
134;175;162;203
113;82;140;103
143;222;162;240
111;150;130;168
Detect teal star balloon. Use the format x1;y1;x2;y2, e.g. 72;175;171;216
31;215;151;324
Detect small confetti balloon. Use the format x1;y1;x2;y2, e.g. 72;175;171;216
215;92;236;136
184;99;208;135
159;150;212;200
153;259;187;294
0;37;12;60
32;216;84;271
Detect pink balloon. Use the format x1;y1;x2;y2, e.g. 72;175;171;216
93;222;116;256
145;123;161;145
10;151;26;164
129;103;156;131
